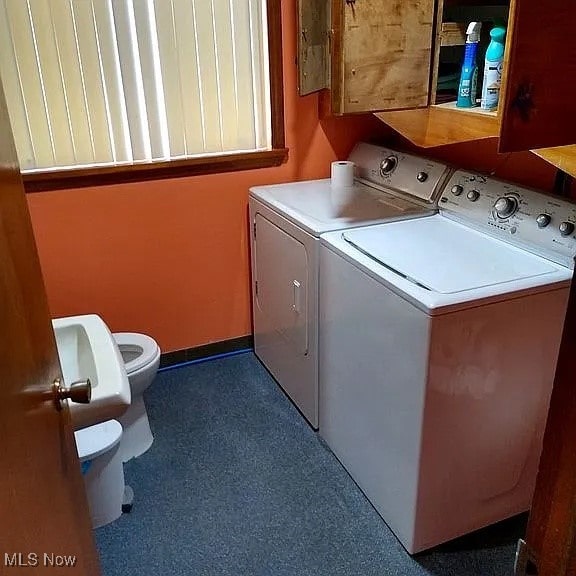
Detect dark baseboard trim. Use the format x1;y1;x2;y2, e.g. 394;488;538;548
159;335;254;369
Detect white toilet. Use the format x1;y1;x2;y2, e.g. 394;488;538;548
75;420;125;529
113;333;161;462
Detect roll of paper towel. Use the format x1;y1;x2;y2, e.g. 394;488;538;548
331;161;354;188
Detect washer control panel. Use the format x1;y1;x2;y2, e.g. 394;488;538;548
440;170;576;267
349;143;451;204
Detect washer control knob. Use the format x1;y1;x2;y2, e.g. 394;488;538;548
467;190;480;202
451;185;464;196
379;156;398;177
494;196;518;219
416;171;428;183
559;221;575;237
536;214;552;228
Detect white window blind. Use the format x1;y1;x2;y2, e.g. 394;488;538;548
0;0;272;172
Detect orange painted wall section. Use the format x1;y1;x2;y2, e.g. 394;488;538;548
412;138;560;193
26;0;565;354
26;0;388;353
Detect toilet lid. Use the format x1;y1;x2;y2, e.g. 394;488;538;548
74;420;123;462
113;332;160;374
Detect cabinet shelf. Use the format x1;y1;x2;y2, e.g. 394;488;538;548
532;146;576;179
432;101;498;117
375;103;499;148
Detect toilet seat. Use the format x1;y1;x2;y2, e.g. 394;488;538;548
114;332;160;374
75;420;123;462
112;332;160;461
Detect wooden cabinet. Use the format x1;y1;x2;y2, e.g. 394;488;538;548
298;0;576;154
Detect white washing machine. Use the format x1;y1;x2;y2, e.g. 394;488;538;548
249;143;451;427
319;170;576;553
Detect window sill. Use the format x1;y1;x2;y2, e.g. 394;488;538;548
23;148;289;193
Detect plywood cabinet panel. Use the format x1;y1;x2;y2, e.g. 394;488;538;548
297;0;330;95
333;0;435;114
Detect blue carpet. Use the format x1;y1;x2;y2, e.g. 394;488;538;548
95;352;524;575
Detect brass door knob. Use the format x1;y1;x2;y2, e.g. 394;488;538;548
53;378;92;411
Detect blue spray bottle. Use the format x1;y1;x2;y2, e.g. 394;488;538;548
480;26;507;110
456;22;482;108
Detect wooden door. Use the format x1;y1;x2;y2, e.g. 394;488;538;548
331;0;435;114
499;0;576;152
516;271;576;576
0;84;100;571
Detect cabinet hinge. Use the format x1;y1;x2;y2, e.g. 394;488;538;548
253;221;257;240
514;539;539;576
255;280;259;296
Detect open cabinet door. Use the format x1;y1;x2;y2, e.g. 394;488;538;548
499;0;576;152
516;269;576;576
297;0;330;95
331;0;434;114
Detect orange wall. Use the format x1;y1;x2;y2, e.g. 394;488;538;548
408;138;561;193
26;0;565;353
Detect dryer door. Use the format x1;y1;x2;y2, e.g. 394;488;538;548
254;214;309;355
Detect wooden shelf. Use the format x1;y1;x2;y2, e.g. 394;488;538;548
432;101;499;117
375;101;500;148
532;146;576;179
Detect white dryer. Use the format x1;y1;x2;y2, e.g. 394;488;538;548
319;170;576;553
249;143;451;427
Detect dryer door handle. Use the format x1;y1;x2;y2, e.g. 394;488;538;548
292;280;302;314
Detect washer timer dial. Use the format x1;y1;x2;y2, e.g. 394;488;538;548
493;196;519;219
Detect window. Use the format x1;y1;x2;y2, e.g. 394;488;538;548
0;0;285;191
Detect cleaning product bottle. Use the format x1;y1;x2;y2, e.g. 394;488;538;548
480;25;506;111
456;22;482;108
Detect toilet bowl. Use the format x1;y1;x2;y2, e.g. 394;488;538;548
113;332;161;462
75;420;124;529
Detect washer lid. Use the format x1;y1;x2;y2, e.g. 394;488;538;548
342;216;558;294
74;419;123;462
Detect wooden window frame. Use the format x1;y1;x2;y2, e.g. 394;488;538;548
23;0;286;193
